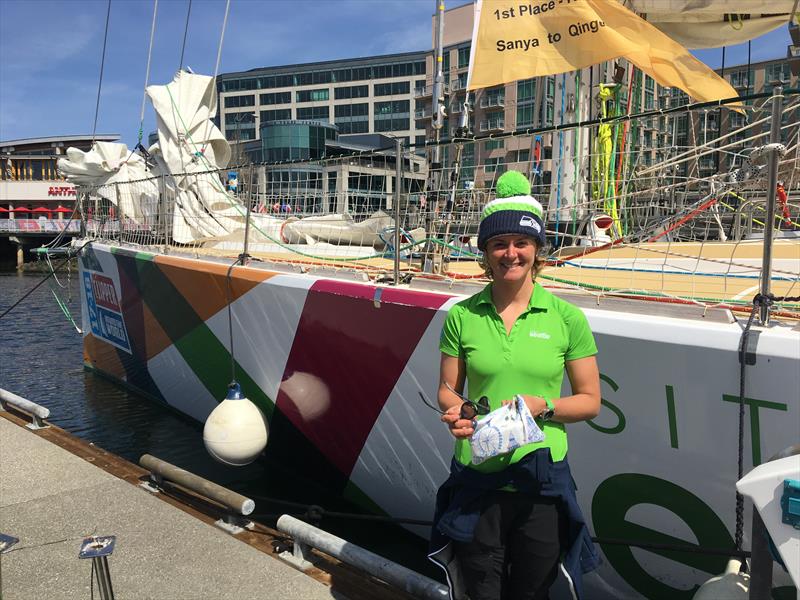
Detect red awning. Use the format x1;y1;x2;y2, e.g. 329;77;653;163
53;205;73;213
11;206;30;212
31;207;51;213
0;207;7;213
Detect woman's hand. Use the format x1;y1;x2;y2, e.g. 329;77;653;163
441;404;475;438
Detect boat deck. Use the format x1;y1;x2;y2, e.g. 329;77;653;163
193;239;800;308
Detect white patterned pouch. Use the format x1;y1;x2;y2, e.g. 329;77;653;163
469;395;545;465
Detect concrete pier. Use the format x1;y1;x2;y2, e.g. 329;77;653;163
0;413;416;600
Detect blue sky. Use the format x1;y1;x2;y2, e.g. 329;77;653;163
0;0;792;148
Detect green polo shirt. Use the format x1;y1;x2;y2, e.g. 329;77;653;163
439;282;597;472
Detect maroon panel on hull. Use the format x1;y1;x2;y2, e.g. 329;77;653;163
275;280;451;477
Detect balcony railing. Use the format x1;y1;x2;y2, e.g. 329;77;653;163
480;96;505;110
414;107;432;119
479;118;504;132
414;83;449;99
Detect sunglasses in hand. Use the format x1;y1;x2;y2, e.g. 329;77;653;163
418;382;491;421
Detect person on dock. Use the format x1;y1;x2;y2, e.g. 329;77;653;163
428;170;602;600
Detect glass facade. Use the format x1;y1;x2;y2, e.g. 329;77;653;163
260;121;337;162
219;60;425;92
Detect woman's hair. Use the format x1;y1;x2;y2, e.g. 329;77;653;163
479;239;547;280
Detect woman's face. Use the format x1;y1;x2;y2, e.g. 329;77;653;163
485;234;537;282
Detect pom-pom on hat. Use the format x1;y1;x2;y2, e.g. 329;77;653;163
478;170;545;250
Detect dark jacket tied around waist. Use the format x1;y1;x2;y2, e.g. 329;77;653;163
428;449;601;600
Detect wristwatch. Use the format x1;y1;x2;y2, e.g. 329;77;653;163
539;397;555;422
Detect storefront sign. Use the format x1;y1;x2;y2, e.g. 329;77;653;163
48;186;76;196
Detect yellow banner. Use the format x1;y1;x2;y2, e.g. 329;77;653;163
468;0;740;107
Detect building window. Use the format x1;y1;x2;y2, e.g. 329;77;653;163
457;47;470;69
507;149;530;164
337;121;369;134
334;85;369;100
334;103;369;134
374;100;410;132
296;106;330;122
296;89;329;103
374;81;410;96
261;109;292;122
517;79;536;103
481;87;505;108
484;139;504;152
260;91;291;105
517;105;534;128
225;112;255;142
220;78;257;92
728;69;752;90
224;95;255;108
334;103;368;118
484;157;505;174
765;63;791;88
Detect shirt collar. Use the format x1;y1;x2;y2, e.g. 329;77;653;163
477;282;548;311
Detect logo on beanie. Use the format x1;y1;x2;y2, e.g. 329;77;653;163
519;215;541;232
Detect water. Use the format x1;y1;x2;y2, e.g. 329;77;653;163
0;269;436;579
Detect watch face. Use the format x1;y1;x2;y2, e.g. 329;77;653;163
541;408;555;421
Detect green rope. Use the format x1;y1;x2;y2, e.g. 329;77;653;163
50;288;81;332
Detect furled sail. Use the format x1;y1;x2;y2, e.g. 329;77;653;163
146;71;245;243
626;1;796;49
57;141;158;223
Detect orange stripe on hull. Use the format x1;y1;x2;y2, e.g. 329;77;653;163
84;332;127;380
153;254;277;322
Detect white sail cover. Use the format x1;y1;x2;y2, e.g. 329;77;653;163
57;141;158;222
627;1;796;48
146;71;246;243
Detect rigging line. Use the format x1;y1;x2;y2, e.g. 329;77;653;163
178;0;192;72
225;257;240;384
139;0;159;136
0;240;93;321
554;73;567;247
200;0;231;154
91;0;112;143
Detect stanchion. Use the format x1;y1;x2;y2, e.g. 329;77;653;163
78;535;116;600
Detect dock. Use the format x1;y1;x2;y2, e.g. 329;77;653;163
0;410;421;600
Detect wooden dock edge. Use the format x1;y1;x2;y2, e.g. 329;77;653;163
0;409;422;600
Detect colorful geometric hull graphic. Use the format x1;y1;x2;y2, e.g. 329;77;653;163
80;243;800;599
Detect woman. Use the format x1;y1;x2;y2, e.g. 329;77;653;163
429;170;601;600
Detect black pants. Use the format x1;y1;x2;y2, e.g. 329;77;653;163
453;491;567;600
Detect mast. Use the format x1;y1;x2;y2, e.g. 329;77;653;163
423;0;446;272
